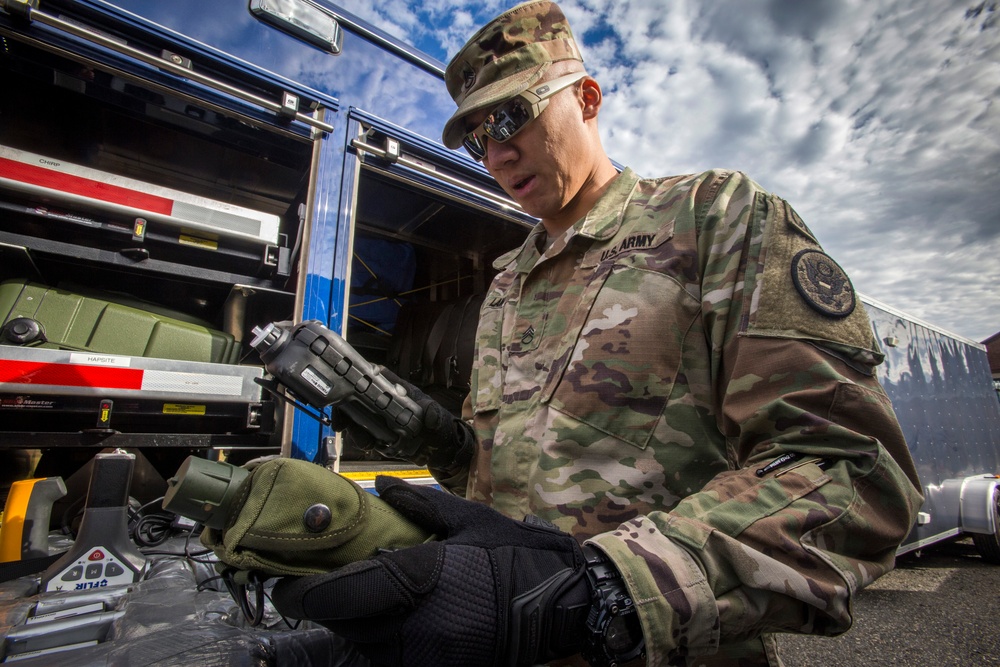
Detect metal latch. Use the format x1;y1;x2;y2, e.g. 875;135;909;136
384;137;401;163
280;92;300;118
161;50;192;70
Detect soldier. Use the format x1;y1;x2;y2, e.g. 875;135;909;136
272;1;924;665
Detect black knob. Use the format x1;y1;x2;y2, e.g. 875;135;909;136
3;317;45;345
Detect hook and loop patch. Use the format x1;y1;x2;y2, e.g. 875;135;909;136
790;249;856;318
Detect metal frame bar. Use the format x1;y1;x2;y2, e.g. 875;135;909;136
6;3;334;135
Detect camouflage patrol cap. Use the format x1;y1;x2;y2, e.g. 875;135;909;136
441;0;584;149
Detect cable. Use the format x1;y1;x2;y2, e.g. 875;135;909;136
221;569;266;627
132;513;174;547
124;502;298;629
60;495;86;538
197;573;228;592
264;587;301;629
124;511;303;631
128;497;177;547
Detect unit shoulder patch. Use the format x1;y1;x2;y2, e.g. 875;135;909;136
790;249;856;318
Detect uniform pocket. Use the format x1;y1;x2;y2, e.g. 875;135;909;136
547;265;699;449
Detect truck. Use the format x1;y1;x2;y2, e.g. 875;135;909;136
0;0;997;663
862;296;1000;560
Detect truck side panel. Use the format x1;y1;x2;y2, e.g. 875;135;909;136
864;297;1000;551
0;0;531;480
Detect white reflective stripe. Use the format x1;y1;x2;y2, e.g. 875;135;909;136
140;370;244;396
0;145;280;244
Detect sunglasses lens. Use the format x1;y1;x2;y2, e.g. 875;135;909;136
462;133;487;161
462;99;532;161
483;99;531;142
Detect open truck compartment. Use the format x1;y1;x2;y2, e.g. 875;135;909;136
0;1;533;488
345;133;532;415
0;21;308;469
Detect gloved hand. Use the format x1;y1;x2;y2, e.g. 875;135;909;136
271;476;591;667
333;370;474;475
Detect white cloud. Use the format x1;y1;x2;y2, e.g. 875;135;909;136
294;0;1000;341
553;0;1000;341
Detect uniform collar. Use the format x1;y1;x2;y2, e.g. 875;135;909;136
493;167;640;272
576;167;640;241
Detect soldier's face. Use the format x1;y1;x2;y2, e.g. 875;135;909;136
471;80;592;228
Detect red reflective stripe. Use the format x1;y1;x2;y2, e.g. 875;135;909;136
0;156;174;215
0;361;144;390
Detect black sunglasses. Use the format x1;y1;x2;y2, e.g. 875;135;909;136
462;72;587;161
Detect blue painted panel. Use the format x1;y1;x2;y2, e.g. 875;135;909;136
91;0;455;143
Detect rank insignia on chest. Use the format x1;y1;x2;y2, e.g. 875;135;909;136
790;249;856;318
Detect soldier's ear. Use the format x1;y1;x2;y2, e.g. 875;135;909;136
580;77;602;121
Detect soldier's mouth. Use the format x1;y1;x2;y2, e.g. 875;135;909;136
512;175;534;193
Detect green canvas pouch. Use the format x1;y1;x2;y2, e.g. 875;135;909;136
196;458;431;577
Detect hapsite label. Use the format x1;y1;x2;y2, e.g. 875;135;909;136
69;352;131;367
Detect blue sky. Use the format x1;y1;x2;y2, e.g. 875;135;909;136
329;0;1000;343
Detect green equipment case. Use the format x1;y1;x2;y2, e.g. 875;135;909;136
0;280;239;364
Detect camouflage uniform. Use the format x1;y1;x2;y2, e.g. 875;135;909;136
436;2;924;665
435;167;922;665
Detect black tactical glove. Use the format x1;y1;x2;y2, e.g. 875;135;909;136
333;370;474;475
271;476;591;667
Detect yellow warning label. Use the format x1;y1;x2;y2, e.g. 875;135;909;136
163;404;207;415
178;235;218;250
339;469;430;482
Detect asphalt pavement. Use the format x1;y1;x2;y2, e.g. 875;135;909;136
777;538;1000;666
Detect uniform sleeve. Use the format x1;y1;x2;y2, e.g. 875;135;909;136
588;172;924;663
